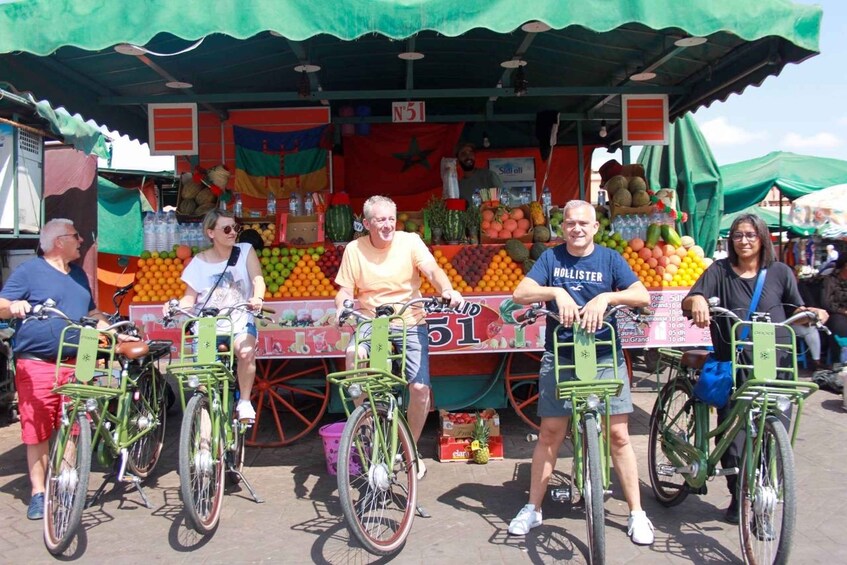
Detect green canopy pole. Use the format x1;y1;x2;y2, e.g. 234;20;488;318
778;186;784;261
577;120;585;201
622;146;631;166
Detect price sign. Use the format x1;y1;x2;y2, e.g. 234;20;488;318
392;101;426;123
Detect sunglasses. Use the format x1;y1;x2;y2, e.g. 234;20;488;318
216;224;242;235
731;231;759;242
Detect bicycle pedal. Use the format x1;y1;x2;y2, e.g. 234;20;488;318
551;487;571;503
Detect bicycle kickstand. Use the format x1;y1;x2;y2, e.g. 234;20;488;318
116;449;153;508
231;468;264;504
415;503;431;518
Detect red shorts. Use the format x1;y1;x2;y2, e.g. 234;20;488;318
15;358;73;444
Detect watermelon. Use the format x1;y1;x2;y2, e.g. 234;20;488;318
325;204;354;242
444;209;464;242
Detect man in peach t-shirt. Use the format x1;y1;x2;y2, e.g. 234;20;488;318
335;195;464;457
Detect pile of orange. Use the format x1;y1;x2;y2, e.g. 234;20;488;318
420;248;525;295
132;252;190;303
277;250;336;299
621;239;708;288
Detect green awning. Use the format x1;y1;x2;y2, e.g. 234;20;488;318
722;152;847;214
639;113;722;257
719;205;814;237
34;100;111;160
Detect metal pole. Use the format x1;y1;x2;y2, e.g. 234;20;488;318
576;120;585;201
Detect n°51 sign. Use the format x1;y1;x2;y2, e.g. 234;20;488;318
392;101;425;123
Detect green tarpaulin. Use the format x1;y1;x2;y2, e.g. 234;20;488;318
34;100;111;160
0;0;821;55
722;152;847;214
719;205;814;237
639;114;722;257
97;177;143;256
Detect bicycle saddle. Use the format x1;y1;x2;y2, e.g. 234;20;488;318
116;341;150;360
680;349;711;370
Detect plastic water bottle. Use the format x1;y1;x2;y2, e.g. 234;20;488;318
233;193;243;217
165;210;178;250
267;192;276;216
143;212;154;251
521;187;531;205
542;186;552;215
500;189;511;207
153;211;165;252
304;192;314;215
472;189;482;208
289;192;300;216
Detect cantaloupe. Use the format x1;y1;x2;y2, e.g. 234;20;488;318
631;189;651;207
628;176;648;193
611;188;632;207
605;175;628;197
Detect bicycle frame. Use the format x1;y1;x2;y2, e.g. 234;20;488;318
551;320;624;495
327;314;412;473
659;319;818;489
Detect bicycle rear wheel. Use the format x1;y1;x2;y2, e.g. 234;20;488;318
739;415;795;565
44;412;91;555
337;403;418;556
583;413;606;565
127;365;167;478
648;378;693;506
179;393;224;534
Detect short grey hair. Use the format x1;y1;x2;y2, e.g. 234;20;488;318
563;200;596;220
39;218;75;253
362;196;396;221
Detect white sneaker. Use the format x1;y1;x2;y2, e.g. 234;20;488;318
236;399;256;421
508;504;542;536
627;510;655;545
416;458;427;480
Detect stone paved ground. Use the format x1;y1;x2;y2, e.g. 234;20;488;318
0;368;845;564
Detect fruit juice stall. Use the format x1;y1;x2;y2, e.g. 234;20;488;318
0;1;822;445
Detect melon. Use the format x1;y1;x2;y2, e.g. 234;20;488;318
628;176;648;193
194;188;215;205
180;179;201;199
631;189;650;207
177;199;197;215
605;175;628;197
611;188;632;207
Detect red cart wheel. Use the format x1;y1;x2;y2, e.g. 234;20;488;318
246;358;331;447
505;351;542;430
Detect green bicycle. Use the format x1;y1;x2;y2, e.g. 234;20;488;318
327;296;455;556
31;300;170;555
165;300;271;534
516;302;646;565
647;299;825;565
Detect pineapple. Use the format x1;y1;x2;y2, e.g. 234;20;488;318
471;412;490;464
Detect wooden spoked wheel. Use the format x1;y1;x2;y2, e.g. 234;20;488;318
504;351;542;430
246;358;332;447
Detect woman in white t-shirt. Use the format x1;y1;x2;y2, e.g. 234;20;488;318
171;209;266;421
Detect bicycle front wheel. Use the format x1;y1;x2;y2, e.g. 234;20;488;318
337;403;418;556
648;377;693;506
179;393;224;534
583;413;606;565
44;412;91;555
739;415;796;565
127;365;167;478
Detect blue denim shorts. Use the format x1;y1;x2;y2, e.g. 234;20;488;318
355;323;430;387
537;350;632;418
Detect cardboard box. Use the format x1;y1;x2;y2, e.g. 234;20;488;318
438;409;500;438
436;435;504;462
279;212;325;244
610;203;656;218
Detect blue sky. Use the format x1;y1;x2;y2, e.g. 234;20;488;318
103;1;844;172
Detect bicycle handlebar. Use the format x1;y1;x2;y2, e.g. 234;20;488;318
705;297;831;335
514;303;650;327
26;300;140;336
164;299;275;324
337;296;455;326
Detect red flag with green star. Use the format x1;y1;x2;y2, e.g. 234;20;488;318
343;123;464;197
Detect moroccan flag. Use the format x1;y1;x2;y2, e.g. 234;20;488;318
344;123;464;197
234;125;331;198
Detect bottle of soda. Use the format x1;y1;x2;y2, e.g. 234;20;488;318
267;191;276;216
233;193;243;217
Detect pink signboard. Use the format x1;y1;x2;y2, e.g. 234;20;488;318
128;291;709;359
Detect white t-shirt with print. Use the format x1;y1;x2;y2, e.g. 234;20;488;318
181;242;254;334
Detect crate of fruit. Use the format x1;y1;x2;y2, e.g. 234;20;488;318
438;409;500;438
480;204;533;244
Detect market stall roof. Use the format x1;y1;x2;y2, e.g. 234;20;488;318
719;205;813;237
722;152;847;214
0;0;822;147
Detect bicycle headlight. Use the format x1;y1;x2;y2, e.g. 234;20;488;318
84;398;98;413
775;395;792;413
348;383;362;399
187;375;200;389
586;394;601;410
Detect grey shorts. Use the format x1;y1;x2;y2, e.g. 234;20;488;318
354;323;430;387
537;350;633;418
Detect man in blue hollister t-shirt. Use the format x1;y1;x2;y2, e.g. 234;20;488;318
506;200;655;546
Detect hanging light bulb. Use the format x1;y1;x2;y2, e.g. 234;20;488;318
599;120;608;138
513;65;528;97
298;70;310;99
482;131;491;148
